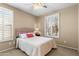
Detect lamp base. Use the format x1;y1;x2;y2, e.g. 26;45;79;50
35;33;40;36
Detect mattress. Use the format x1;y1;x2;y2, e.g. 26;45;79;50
16;36;57;56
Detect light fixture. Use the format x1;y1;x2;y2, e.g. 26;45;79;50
35;27;39;31
32;3;47;10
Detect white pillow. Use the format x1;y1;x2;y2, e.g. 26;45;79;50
19;33;27;38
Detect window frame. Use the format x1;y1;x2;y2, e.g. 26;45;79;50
0;7;14;42
44;13;59;38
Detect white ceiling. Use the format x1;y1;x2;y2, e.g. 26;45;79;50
7;3;76;16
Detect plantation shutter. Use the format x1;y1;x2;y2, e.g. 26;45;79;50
0;7;13;42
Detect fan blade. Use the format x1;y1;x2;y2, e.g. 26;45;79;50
43;5;47;8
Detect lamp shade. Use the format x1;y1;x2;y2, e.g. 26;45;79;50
35;27;39;31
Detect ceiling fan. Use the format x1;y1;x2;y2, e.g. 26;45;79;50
33;3;47;9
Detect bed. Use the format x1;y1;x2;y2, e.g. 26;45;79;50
15;28;57;56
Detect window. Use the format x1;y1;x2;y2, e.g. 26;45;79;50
0;7;13;42
44;13;59;38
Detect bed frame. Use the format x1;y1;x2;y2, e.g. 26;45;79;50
15;28;34;36
15;28;57;56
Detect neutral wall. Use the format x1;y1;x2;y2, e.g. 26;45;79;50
35;16;44;36
36;5;78;49
0;3;36;51
59;5;78;49
78;5;79;51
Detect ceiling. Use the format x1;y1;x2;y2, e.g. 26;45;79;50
7;3;76;16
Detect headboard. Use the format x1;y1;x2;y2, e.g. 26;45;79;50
15;28;34;36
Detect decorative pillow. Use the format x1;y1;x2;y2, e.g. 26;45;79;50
27;33;34;38
19;33;27;38
27;32;36;36
16;35;20;38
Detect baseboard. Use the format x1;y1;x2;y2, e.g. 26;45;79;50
57;44;78;51
0;47;15;53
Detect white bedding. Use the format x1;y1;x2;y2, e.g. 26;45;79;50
16;36;57;56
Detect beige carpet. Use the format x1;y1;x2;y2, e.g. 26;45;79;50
0;46;79;56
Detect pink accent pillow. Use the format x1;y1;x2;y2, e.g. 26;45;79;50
27;33;34;38
26;32;35;36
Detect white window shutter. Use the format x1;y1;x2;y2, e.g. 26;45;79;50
0;7;13;42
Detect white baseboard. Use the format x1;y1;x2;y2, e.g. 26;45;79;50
57;44;78;51
0;47;15;53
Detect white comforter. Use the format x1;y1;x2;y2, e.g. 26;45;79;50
16;37;56;56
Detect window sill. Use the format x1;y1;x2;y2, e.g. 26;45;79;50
0;39;13;42
44;36;59;39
